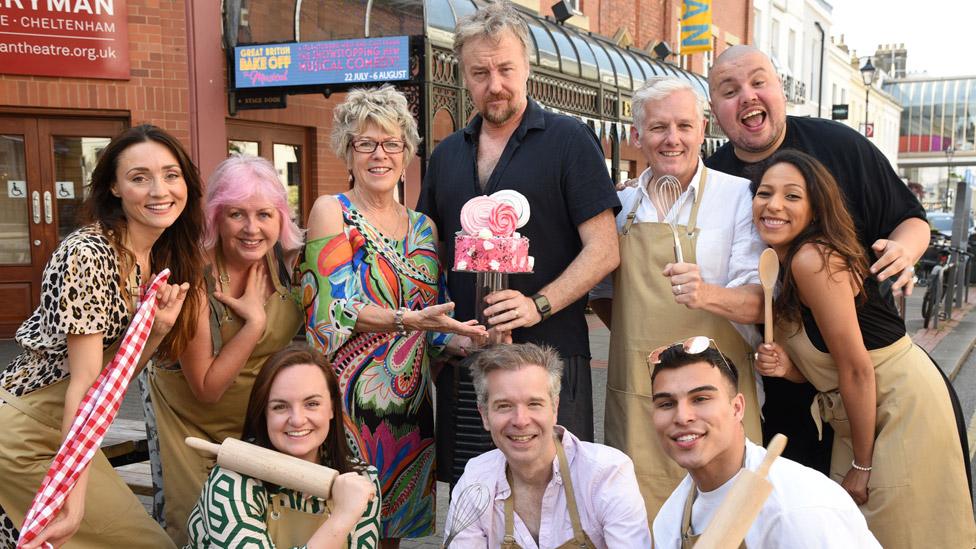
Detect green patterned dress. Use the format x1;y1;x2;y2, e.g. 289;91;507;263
184;464;381;548
299;194;448;538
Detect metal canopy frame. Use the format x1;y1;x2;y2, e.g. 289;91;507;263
224;0;722;180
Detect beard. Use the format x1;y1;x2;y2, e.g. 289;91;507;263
481;94;523;125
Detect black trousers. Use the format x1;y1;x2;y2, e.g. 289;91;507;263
434;352;593;485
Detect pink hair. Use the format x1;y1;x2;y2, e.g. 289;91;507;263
203;154;305;251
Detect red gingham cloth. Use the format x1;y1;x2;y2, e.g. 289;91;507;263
17;270;171;548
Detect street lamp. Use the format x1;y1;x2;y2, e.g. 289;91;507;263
860;58;877;137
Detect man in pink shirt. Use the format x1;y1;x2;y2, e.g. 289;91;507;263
444;344;650;548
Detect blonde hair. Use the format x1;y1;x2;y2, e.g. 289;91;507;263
453;0;532;68
330;84;421;166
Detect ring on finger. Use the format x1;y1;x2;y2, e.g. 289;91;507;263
513;308;520;318
675;284;682;295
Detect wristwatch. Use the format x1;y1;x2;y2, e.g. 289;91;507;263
531;293;552;321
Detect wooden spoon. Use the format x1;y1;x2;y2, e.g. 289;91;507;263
758;248;780;344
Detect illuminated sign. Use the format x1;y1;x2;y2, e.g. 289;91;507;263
0;0;129;80
234;36;410;89
680;0;712;54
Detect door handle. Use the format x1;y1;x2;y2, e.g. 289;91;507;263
44;191;53;224
32;191;41;224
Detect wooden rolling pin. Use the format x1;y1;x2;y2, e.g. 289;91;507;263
694;434;788;549
186;437;338;499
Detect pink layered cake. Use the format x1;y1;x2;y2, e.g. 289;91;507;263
453;191;534;273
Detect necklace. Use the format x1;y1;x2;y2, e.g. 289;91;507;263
352;190;406;239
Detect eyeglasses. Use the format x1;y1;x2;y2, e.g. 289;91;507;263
647;336;737;381
350;138;406;154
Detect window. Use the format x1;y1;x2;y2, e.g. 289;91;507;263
770;19;780;60
788;29;796;72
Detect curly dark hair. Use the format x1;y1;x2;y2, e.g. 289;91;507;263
751;149;868;327
81;124;204;359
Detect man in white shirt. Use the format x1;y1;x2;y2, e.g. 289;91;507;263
589;76;766;523
649;339;881;548
445;343;650;548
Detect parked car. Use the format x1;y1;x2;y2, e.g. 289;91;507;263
926;211;974;239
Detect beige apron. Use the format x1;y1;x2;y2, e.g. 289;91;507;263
780;327;976;548
500;437;596;549
149;252;302;544
265;490;349;549
0;380;175;548
605;168;762;526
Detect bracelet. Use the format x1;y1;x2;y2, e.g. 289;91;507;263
850;460;873;472
393;307;408;335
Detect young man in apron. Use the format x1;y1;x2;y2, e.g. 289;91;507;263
444;344;651;548
589;77;765;525
648;341;880;547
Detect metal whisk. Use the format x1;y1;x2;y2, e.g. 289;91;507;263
651;174;685;263
442;483;491;548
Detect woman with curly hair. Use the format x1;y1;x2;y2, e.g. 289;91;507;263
301;85;485;546
754;149;974;547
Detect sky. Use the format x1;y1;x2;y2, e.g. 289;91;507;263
830;0;976;78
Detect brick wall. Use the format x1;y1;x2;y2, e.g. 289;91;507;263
0;0;192;145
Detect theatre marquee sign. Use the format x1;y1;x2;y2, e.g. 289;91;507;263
0;0;129;80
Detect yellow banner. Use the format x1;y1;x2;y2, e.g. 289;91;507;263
681;0;712;54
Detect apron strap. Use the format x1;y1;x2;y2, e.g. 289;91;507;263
554;437;589;545
680;485;699;549
502;468;521;549
0;386;62;430
622;166;708;237
622;193;643;235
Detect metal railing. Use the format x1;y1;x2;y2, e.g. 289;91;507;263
922;247;973;329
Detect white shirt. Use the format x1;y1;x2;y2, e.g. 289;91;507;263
444;426;651;549
653;439;882;548
590;159;765;349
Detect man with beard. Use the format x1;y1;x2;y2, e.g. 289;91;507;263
705;45;931;473
417;0;619;483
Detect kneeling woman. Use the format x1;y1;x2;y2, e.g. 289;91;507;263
754;149;974;548
186;344;380;548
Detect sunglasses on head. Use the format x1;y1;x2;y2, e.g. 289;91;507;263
647;336;736;379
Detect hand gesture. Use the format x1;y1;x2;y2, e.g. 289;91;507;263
408;303;488;340
841;466;870;505
22;495;83;548
870;239;915;297
213;263;269;330
615;178;639;191
664;262;710;309
483;289;540;332
150;280;190;338
755;342;794;378
330;472;377;520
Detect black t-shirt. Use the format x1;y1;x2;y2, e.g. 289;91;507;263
417;98;620;358
706;116;925;251
802;277;905;352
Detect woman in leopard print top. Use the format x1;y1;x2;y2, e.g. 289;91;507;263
0;124;205;549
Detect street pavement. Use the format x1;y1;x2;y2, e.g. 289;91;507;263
2;284;975;547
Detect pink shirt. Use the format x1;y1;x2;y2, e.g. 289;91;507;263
444;427;651;548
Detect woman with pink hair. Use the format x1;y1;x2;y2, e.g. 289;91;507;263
146;154;304;545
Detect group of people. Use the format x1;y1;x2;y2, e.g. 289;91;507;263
0;0;974;547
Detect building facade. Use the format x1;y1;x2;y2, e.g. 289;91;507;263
883;75;976;209
0;0;752;335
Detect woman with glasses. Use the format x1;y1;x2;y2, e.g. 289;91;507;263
300;84;486;548
753;150;974;547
